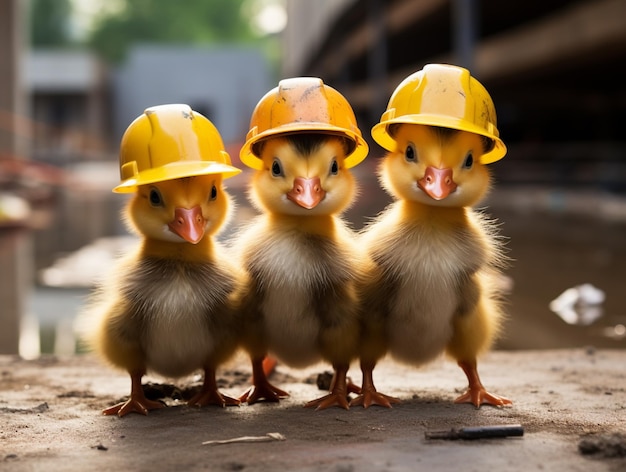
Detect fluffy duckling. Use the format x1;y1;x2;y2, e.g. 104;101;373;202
353;123;511;409
81;175;242;416
78;104;242;416
234;134;364;409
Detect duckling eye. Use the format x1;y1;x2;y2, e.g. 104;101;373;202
149;188;163;207
271;158;284;177
330;159;339;175
405;144;417;163
463;152;474;169
210;185;217;201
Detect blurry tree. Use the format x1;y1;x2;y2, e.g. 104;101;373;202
30;0;74;47
88;0;256;63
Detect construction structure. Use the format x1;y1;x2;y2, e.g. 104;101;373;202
283;0;626;190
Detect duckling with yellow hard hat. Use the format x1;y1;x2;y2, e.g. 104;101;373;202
78;104;243;416
353;64;512;409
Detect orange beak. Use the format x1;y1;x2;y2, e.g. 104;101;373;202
287;177;325;209
168;206;205;244
418;167;457;200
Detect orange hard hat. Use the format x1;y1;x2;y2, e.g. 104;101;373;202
240;77;369;169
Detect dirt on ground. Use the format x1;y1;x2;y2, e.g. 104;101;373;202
1;349;625;471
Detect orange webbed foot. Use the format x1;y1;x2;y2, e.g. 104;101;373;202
189;367;240;407
350;361;396;408
456;360;513;409
304;364;352;410
239;382;289;404
350;388;400;409
188;389;240;408
240;356;289;404
454;387;512;409
103;371;166;417
103;396;165;417
304;391;350;410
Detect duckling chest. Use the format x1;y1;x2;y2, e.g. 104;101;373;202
371;221;486;362
246;230;355;359
122;258;235;375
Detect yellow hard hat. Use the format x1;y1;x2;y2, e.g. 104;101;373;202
371;64;506;164
113;104;241;193
240;77;369;170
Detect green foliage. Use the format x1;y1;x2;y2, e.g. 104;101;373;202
30;0;74;47
88;0;256;63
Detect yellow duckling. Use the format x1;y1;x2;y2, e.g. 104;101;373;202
78;104;242;416
353;64;512;409
234;78;369;409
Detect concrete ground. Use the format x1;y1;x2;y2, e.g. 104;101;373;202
1;349;625;471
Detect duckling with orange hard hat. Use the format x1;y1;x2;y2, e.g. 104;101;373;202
233;78;369;409
78;104;243;416
352;64;512;409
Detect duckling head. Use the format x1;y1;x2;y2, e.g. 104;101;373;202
125;174;231;244
379;123;491;208
249;134;356;216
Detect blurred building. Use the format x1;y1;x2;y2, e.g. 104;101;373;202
283;0;626;192
21;50;115;273
25;50;111;165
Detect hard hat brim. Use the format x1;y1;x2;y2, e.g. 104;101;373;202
112;160;242;194
240;124;369;170
371;114;507;164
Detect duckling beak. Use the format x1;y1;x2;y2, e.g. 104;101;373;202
287;176;326;209
168;206;205;244
418;167;457;200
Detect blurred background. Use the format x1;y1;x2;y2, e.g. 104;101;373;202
0;0;624;358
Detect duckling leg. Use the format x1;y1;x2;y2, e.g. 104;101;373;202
103;370;165;417
455;359;512;408
188;367;240;407
239;355;289;404
448;280;512;408
350;360;400;408
304;363;351;410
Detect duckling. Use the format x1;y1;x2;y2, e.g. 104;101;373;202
235;134;364;409
352;64;511;409
78;104;242;416
234;78;369;410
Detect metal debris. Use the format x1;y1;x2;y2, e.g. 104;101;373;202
425;424;524;440
91;443;108;451
202;433;286;446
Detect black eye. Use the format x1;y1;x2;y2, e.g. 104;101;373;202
149;188;163;206
463;152;474;169
330;159;339;175
405;144;417;162
210;185;217;201
271;158;284;177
